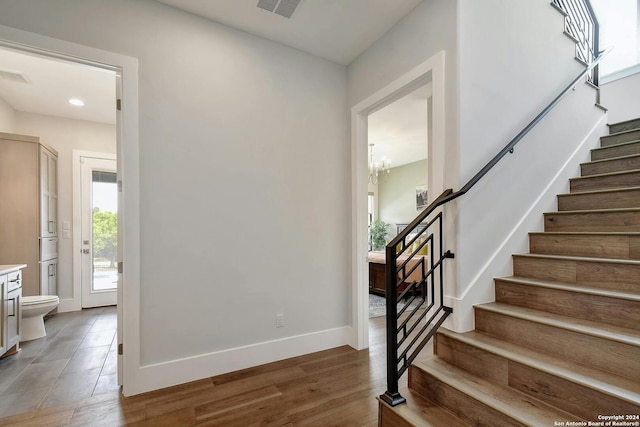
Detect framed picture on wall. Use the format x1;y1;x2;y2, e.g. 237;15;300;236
416;185;428;210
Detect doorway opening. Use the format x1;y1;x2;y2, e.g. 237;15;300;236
366;83;431;321
350;51;446;351
0;23;140;396
0;31;134;393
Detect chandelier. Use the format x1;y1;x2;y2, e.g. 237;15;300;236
368;143;391;184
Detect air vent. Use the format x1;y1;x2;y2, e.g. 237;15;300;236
257;0;278;12
0;69;30;84
257;0;301;19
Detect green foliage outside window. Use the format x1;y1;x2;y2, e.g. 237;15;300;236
93;207;117;267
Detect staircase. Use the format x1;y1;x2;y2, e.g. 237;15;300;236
379;118;640;425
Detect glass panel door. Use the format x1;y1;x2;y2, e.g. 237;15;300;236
92;170;117;291
81;156;117;308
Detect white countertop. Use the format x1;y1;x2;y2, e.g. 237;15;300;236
0;264;27;275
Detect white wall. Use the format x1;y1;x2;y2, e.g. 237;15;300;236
379;159;427;234
13;112;116;302
457;0;583;184
601;71;640;123
0;95;16;133
0;0;349;394
451;0;607;330
348;0;458;188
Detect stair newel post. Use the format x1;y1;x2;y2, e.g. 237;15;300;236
380;241;407;407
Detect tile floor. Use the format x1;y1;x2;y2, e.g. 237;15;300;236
0;306;119;418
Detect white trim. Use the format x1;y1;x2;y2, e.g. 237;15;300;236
600;62;640;85
0;24;141;397
349;51;446;350
57;297;78;313
134;327;351;394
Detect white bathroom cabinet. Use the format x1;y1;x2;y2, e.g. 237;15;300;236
40;145;58;239
0;265;24;358
0;273;5;357
40;259;57;296
0;132;58;297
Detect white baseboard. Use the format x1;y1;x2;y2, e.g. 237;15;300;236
57;297;81;313
125;326;352;396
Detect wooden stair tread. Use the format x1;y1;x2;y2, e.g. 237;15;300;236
529;231;640;236
592;139;640;151
498;275;640;300
583;152;640;165
475;302;640;347
378;390;465;427
412;357;576;425
605;128;640;139
437;328;640;405
608;118;640;128
545;207;640;215
514;252;640;266
571;169;640;181
569;169;640;184
560;185;640;196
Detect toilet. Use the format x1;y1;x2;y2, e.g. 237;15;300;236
21;295;60;341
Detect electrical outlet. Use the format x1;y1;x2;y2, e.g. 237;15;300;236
276;313;284;328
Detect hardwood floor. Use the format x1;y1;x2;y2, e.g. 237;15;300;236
0;315;420;426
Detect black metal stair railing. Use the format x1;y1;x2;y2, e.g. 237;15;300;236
379;10;607;405
379;190;454;407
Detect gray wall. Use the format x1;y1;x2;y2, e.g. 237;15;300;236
0;0;349;393
601;72;640;123
0;96;15;133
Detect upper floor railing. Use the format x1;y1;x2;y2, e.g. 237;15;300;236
552;0;600;85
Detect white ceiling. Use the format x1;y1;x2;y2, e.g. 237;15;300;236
0;0;428;163
154;0;424;65
369;84;430;167
0;47;116;125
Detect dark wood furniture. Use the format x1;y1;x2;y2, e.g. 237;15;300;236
368;252;425;298
368;261;387;297
368;223;429;297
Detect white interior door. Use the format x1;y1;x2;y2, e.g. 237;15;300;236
115;74;123;386
81;156;118;308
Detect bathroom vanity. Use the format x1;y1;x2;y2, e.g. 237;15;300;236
0;264;25;358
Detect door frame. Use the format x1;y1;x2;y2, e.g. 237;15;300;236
350;51;446;350
76;153;117;308
0;24;141;396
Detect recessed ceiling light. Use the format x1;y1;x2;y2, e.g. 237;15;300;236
69;98;85;107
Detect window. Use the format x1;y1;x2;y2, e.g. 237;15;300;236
591;0;640;77
368;193;375;251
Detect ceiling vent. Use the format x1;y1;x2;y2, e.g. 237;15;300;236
257;0;301;19
0;69;30;84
